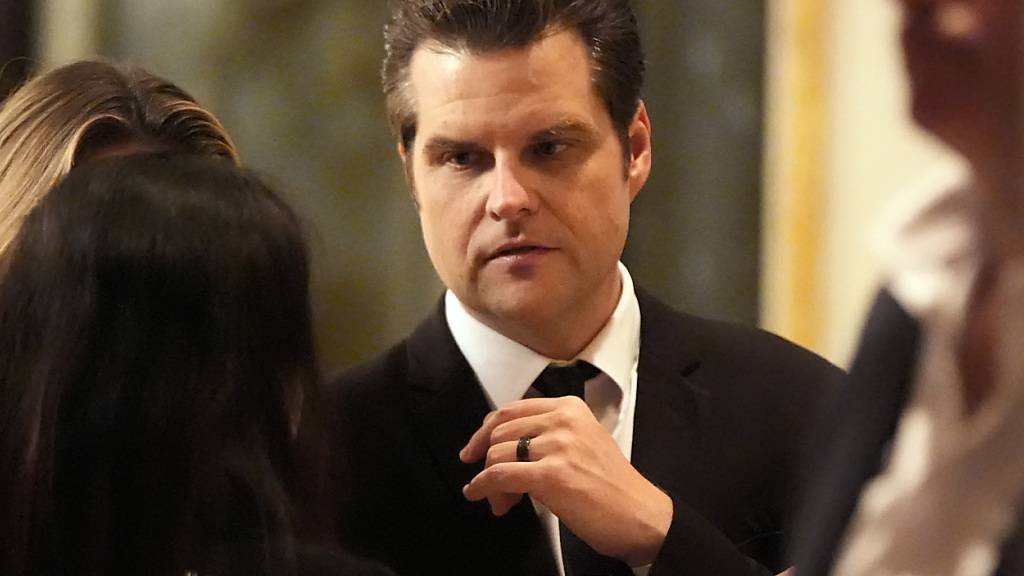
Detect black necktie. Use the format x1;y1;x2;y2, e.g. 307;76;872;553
532;361;600;399
531;362;634;576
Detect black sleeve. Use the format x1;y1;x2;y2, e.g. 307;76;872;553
647;491;775;576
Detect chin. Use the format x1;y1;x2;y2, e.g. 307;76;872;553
488;295;552;323
908;92;966;148
472;289;557;329
909;98;941;135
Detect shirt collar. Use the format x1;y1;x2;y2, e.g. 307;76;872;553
874;157;979;322
445;262;641;409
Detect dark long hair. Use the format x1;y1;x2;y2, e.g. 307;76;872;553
0;154;317;576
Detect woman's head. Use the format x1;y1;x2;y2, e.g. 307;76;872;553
0;59;238;253
0;154;315;576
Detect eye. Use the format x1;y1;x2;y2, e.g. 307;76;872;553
532;140;569;158
443;150;483;170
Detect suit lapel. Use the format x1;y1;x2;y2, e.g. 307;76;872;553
404;298;557;574
630;289;711;496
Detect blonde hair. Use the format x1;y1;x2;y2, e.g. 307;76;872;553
0;59;239;253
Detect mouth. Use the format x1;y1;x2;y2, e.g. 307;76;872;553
486;242;553;262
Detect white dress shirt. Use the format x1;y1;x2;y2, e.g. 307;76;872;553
835;163;1024;576
446;262;643;575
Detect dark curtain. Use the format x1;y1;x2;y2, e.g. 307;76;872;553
0;0;32;102
627;3;765;325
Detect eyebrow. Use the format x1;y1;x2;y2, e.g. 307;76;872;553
420;119;600;155
421;137;485;157
531;119;599;142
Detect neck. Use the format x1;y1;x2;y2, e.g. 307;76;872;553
472;273;623;361
972;158;1024;265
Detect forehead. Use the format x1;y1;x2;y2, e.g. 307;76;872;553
407;30;608;140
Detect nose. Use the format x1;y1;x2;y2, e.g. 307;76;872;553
485;158;537;221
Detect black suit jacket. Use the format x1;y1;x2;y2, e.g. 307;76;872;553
330;288;843;576
791;290;1024;575
209;539;394;576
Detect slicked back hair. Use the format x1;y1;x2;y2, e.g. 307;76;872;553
382;0;645;154
0;59;239;255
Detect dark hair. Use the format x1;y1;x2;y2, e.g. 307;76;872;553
382;0;645;152
0;155;317;576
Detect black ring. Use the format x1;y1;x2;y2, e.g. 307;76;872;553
516;436;532;462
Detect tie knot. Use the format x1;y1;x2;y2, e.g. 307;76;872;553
532;361;600;399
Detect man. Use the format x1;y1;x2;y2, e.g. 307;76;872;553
330;1;842;574
791;0;1024;574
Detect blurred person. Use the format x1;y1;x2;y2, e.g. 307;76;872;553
328;1;844;575
0;58;238;254
791;0;1024;574
0;154;392;576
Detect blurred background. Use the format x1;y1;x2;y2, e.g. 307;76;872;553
0;0;961;371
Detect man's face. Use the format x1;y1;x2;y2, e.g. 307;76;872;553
403;30;651;344
898;0;1022;158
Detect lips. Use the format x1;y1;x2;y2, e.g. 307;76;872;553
486;240;553;261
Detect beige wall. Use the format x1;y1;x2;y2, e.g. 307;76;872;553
763;0;961;367
36;0;100;65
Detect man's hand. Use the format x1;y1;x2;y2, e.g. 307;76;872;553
459;396;673;566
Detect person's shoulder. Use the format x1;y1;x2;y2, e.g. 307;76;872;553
330;338;411;395
697;312;835;372
639;288;844;382
325;339;415;436
329;297;449;399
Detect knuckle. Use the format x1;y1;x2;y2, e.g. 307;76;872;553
493;406;514;424
536;459;562;485
479;413;495;432
546;431;569;453
489;463;511;485
553;407;574;428
490;422;509;444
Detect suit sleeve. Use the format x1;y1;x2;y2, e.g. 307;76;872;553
638;306;847;576
648;491;774;576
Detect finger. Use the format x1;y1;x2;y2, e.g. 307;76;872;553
488;412;556;447
459;398;562;462
485;433;560;468
463;461;538;502
484;440;519;469
486;493;523;516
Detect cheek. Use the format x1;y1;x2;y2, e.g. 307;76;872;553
570;182;632;247
605;188;634;248
592;168;634;219
417;186;479;270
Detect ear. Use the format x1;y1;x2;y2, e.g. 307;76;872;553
626;100;653;202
